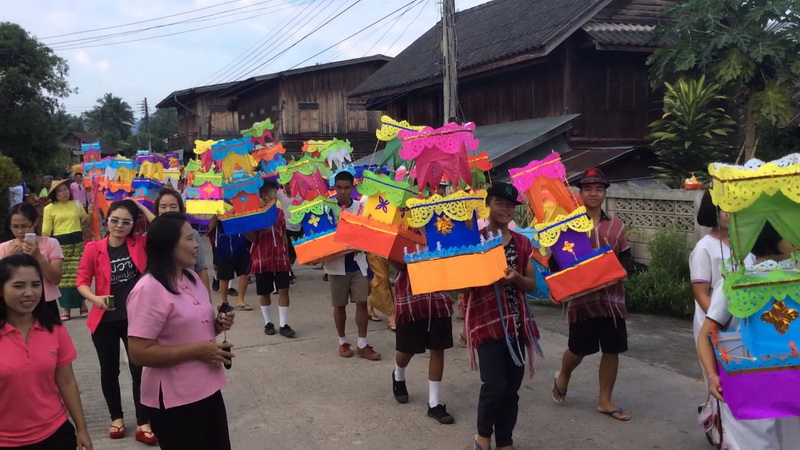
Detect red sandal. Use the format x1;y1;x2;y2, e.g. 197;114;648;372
135;429;159;444
109;424;125;439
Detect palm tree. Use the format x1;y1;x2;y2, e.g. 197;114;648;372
84;93;134;146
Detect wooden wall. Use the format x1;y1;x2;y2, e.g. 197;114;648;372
236;82;281;131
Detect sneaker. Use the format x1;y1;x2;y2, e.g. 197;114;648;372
264;322;276;335
427;404;455;425
339;343;354;358
212;278;220;292
279;325;296;338
227;287;238;296
356;344;381;361
392;371;409;404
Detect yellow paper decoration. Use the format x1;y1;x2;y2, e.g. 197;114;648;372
114;167;135;183
375;115;424;142
137;161;164;180
405;190;489;228
709;155;800;212
194;140;219;155
220;153;258;180
534;206;594;247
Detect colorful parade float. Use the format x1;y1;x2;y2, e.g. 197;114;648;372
333;117;425;262
399;121;506;294
708;154;800;420
509;152;626;302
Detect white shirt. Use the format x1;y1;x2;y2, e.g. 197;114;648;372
323;198;368;276
8;185;23;208
690;235;731;341
276;190;302;232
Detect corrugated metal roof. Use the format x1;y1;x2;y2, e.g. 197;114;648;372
582;21;655;46
350;0;611;97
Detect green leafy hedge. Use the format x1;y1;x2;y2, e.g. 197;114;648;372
627;226;694;317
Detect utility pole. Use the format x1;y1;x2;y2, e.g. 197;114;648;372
143;97;152;152
441;0;458;125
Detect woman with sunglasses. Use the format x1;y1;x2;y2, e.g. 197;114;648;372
76;199;157;444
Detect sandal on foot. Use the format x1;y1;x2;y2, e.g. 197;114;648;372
369;313;382;322
459;331;467;348
60;314;71;321
598;407;630;421
109;424;125;439
474;434;492;450
236;304;253;311
552;373;567;405
135;429;158;444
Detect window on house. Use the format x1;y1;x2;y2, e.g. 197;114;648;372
298;102;320;133
347;103;367;132
606;65;637;111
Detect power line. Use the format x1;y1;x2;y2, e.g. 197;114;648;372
219;0;353;83
385;0;431;55
205;0;328;85
42;0;261;39
287;0;420;71
47;0;288;47
201;0;315;85
361;0;422;57
51;3;297;51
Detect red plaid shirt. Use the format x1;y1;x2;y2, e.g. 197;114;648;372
249;209;291;274
393;269;452;325
466;229;540;368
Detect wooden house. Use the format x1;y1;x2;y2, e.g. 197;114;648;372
221;55;391;158
350;0;677;182
156;81;241;152
61;132;120;166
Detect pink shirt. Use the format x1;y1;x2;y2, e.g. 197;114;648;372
0;322;77;446
70;182;88;208
0;237;63;302
127;272;227;408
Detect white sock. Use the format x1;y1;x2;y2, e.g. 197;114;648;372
260;305;272;325
429;380;441;408
394;365;406;381
338;336;349;345
278;306;289;327
357;337;368;349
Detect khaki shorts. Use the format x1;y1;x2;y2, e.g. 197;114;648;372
329;271;369;307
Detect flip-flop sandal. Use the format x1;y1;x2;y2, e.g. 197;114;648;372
459;331;467;348
60;315;71;321
369;314;382;322
474;434;491;450
598;408;630;421
80;311;89;318
109;424;125;439
552;373;567;405
236;304;253;311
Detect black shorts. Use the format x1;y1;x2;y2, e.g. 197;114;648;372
255;271;290;294
568;317;628;356
396;317;454;354
216;255;250;281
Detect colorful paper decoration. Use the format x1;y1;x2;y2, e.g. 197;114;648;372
81;142;101;163
334;170;425;261
288;196;348;264
708;153;800;420
402;190;505;293
510;152;625;302
194;139;219;171
398;122;479;191
241;118;275;148
277;156;330;201
302;139;354;169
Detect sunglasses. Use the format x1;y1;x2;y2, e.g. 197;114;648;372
108;217;134;227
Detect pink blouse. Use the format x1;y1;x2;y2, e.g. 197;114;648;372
127;272;226;409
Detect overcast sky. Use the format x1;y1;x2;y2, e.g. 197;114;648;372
3;0;490;118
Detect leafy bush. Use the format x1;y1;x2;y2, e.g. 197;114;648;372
0;155;23;239
627;225;694;317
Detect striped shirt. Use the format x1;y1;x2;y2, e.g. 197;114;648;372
567;210;630;323
393;269;453;325
249;209;291;274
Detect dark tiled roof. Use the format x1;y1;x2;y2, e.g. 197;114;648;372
582;21;655;46
350;0;611;97
71;132;99;143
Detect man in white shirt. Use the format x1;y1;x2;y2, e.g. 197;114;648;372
324;171;381;361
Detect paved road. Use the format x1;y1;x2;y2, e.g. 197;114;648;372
66;264;708;449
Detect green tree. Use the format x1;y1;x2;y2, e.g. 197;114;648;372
52;109;85;136
649;76;736;186
143;107;178;152
84;93;134;147
0;22;72;175
648;0;800;161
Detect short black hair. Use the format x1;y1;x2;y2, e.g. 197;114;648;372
334;171;354;184
260;180;279;194
0;254;60;334
696;191;718;228
8;202;38;227
154;187;185;215
145;212;196;294
751;222;784;258
108;200;141;237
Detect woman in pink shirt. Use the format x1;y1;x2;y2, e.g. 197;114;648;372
0;254;93;449
128;212;236;450
0;203;63;318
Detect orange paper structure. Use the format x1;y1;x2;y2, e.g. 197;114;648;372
406;245;506;294
293;231;349;265
336;211;425;262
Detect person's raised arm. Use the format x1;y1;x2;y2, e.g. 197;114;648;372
130;198;156;223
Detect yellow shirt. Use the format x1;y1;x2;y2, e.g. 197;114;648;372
42;201;87;237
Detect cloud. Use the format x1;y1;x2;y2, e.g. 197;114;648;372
71;50;111;72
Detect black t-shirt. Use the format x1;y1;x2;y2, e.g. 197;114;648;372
103;242;141;323
503;239;522;329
